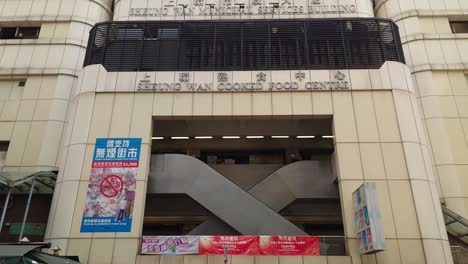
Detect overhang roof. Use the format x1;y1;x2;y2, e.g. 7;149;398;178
0;171;57;194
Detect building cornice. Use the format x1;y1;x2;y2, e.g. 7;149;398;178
401;33;468;44
410;63;468;73
375;7;468;22
0;16;105;28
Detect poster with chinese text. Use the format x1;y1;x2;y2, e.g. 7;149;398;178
141;236;199;255
259;236;320;256
199;236;261;255
80;138;141;232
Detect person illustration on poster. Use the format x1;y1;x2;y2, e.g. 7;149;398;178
124;176;136;218
116;194;128;222
166;238;177;254
366;228;373;250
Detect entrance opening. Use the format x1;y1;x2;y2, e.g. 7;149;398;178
143;117;343;237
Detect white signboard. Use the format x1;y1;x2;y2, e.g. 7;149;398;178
129;0;357;17
352;183;385;254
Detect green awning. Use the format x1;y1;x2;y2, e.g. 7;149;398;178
0;244;80;263
0;257;21;264
0;244;45;257
28;252;80;264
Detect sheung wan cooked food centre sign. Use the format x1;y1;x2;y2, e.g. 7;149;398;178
137;71;350;92
129;0;357;17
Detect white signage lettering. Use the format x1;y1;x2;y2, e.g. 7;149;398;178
136;71;350;92
129;0;356;17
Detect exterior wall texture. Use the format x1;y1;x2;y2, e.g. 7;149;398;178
0;0;112;171
375;0;468;220
0;0;466;263
44;62;452;263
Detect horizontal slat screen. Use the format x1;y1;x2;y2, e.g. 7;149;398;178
84;19;405;71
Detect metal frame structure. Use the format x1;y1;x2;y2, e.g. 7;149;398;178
0;171;57;241
84;18;405;72
442;205;468;244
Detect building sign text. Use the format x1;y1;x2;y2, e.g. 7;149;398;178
129;0;357;17
137;71;350;92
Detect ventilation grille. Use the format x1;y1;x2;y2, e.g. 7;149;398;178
84;19;405;72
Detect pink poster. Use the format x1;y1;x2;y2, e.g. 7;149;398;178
141;236;199;255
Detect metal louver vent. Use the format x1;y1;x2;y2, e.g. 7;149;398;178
84;18;405;72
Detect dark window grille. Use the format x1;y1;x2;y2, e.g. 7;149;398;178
0;27;40;39
84;19;405;72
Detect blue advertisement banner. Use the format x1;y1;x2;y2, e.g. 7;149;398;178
93;138;141;162
80;138;141;233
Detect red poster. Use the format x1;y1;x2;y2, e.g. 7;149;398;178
199;236;261;255
260;236;320;256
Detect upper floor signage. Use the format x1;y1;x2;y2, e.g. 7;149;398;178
129;0;357;17
137;71;350;92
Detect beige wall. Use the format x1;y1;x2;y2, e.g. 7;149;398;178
43;61;452;263
375;0;468;220
0;0;112;172
0;1;113;257
0;0;460;263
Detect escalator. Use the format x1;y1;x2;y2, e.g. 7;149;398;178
148;154;306;235
189;159;339;235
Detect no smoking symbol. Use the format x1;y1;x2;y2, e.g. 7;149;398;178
100;174;123;198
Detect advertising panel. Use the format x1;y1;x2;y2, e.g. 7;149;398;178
352;183;385;254
260;236;320;256
199;236;261;255
141;236;199;255
80;138;141;232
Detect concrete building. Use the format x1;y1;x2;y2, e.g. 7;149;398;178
0;0;467;263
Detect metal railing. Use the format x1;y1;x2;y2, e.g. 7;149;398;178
319;236;346;256
139;235;347;256
451;246;468;264
84;18;405;72
442;206;468;245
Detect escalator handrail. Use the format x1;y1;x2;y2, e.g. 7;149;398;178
442;205;468;228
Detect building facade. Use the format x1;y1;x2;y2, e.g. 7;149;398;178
0;0;467;263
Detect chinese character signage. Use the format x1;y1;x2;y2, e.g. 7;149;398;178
81;138;142;232
197;236;320;255
141;236;199;255
260;236;319;256
137;71;350;92
199;236;261;255
352;183;385;254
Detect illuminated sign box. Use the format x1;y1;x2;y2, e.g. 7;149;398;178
352;183;385;254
